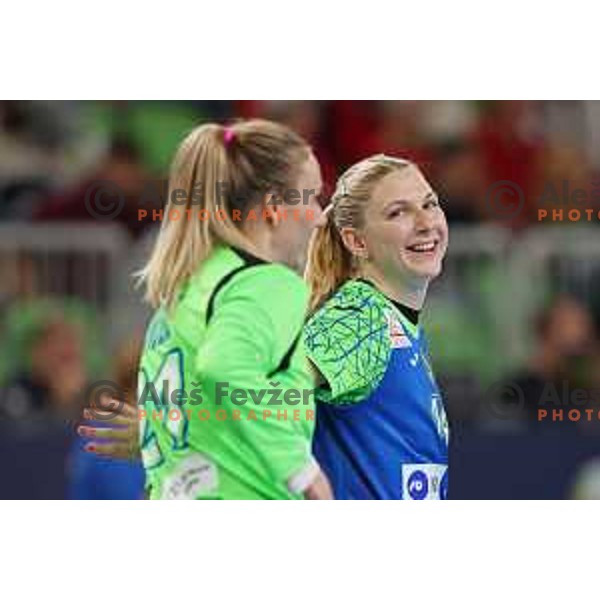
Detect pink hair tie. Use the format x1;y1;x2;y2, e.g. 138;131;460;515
223;127;235;146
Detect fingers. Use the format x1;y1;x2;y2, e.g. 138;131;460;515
85;440;138;460
78;425;133;441
82;406;138;426
86;392;138;414
78;394;142;461
83;396;138;421
88;392;126;413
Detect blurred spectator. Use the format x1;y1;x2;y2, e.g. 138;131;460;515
420;101;477;142
0;102;63;181
34;137;157;238
1;295;106;386
0;101;60;219
432;139;488;223
473;101;544;227
0;101;109;219
328;101;434;172
535;144;595;219
503;296;599;424
327;100;380;168
260;101;337;197
375;101;434;170
0;316;88;422
82;101;207;175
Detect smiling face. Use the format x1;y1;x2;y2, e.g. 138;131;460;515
343;164;448;284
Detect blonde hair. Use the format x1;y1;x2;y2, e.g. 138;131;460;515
305;154;413;312
139;119;309;308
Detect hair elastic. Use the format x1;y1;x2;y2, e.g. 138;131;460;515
223;127;235;146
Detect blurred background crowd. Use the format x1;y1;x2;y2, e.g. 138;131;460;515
3;100;600;499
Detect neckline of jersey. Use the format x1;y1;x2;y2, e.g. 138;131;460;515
229;245;270;266
354;278;420;338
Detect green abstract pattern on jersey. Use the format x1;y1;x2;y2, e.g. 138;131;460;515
304;280;402;404
138;245;315;499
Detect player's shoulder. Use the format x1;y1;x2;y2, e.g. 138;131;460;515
199;246;308;336
187;245;307;310
217;244;304;288
304;279;392;404
221;251;307;305
306;279;389;340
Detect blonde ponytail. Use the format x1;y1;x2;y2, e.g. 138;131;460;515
138;119;309;309
305;210;356;312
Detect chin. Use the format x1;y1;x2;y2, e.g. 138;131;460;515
406;260;443;280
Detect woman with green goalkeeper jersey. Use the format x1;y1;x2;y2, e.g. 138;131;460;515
80;119;331;499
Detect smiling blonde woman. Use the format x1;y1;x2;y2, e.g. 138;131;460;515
304;154;450;500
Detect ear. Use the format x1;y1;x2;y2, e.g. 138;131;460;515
261;192;281;226
339;227;368;259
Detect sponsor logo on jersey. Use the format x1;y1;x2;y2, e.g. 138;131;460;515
387;312;412;349
402;463;447;500
161;453;218;499
406;469;429;499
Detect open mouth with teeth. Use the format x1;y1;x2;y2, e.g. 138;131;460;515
406;240;440;256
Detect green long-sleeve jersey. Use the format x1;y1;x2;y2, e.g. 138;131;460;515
138;245;316;499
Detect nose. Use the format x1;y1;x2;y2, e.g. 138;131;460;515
414;207;434;232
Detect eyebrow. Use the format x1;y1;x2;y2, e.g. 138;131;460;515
383;192;438;212
383;199;410;211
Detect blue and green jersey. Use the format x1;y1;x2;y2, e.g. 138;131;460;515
304;279;449;500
